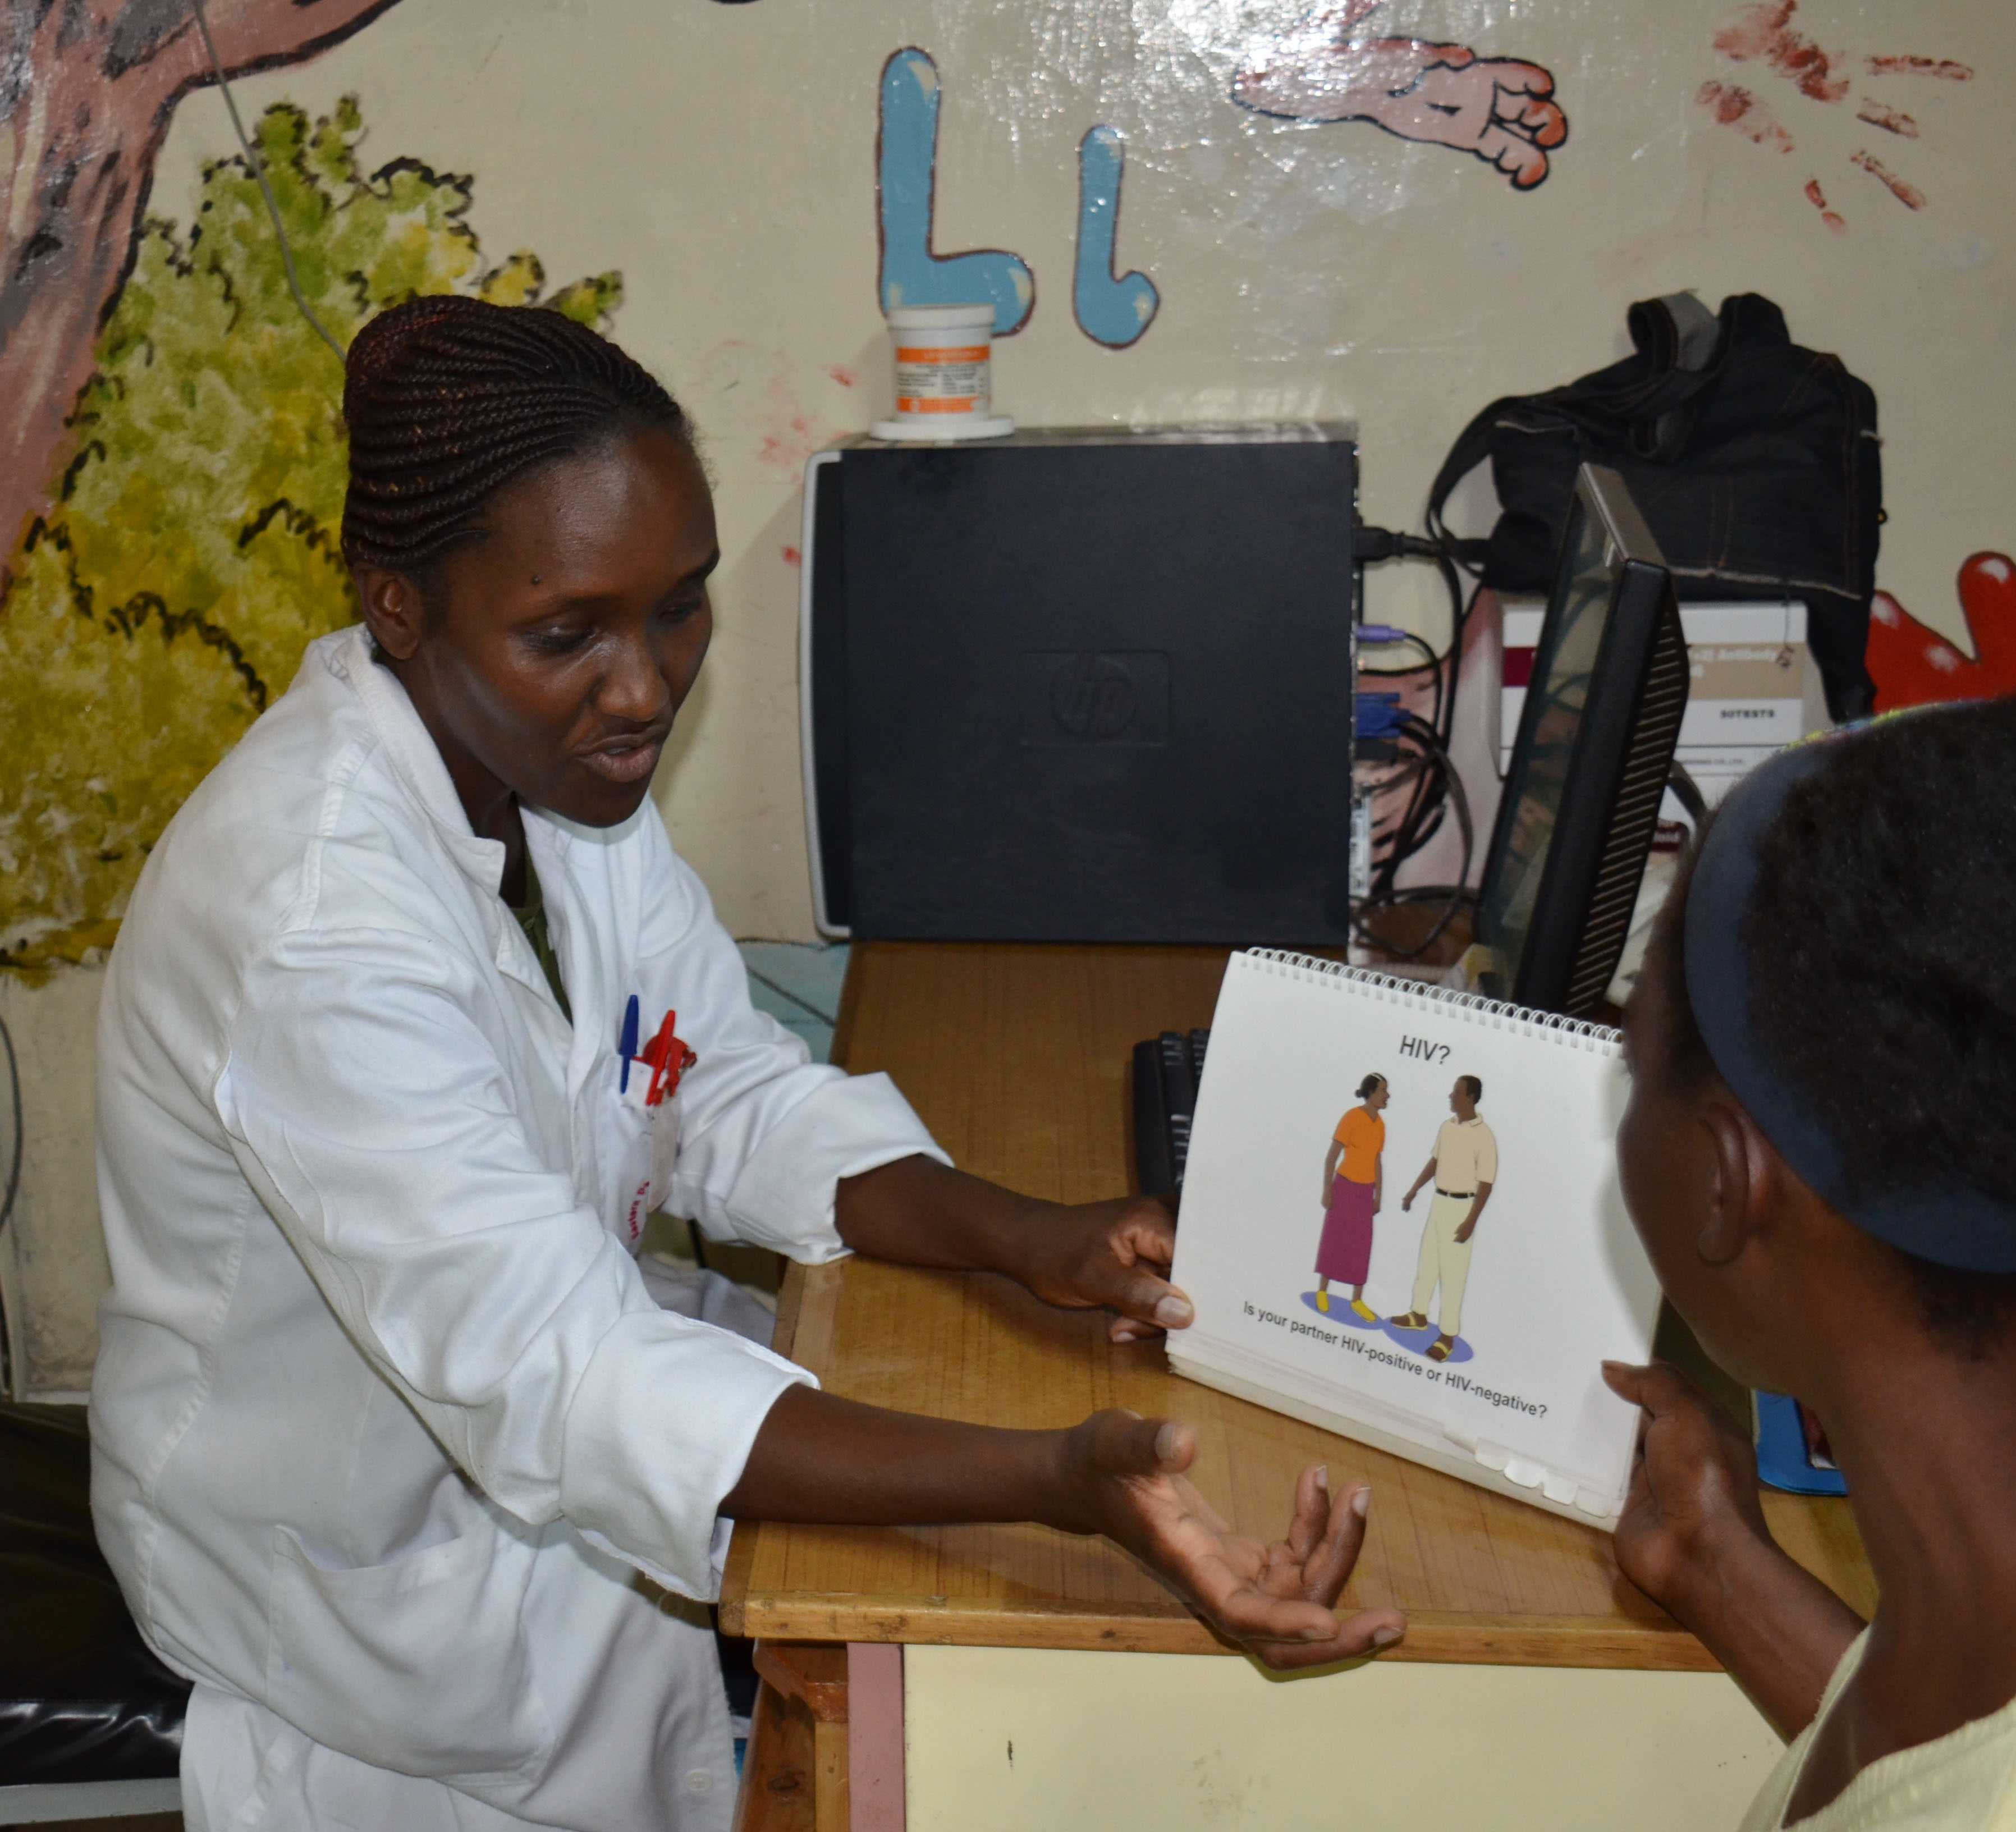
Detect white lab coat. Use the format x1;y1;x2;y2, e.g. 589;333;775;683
89;626;946;1830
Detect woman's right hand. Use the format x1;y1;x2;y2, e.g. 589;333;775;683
1602;1361;1864;1737
1053;1409;1406;1670
1602;1359;1774;1620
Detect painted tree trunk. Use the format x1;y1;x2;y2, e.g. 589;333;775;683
0;0;402;589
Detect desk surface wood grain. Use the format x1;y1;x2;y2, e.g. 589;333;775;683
721;942;1872;1667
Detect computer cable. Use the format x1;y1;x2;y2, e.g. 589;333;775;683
1666;761;1708;826
1352;720;1476;959
1357;622;1444;736
1353;525;1471;752
188;0;347;364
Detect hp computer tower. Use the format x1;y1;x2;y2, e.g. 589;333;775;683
800;427;1359;946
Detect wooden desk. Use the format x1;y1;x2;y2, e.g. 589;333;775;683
723;942;1874;1830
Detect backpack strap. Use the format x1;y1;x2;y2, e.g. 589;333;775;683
1425;392;1522;570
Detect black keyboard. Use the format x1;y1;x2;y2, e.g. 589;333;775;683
1130;1029;1210;1196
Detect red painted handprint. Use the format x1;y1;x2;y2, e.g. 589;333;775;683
1867;553;2016;712
1234;4;1566;190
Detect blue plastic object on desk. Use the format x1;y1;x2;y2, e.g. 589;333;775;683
1754;1390;1848;1496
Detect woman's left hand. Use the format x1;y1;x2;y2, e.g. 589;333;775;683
1009;1195;1191;1343
834;1158;1192;1342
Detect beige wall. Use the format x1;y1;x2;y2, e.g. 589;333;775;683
6;0;2010;1389
146;0;2016;937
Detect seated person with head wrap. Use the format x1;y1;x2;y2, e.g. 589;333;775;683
1603;697;2016;1830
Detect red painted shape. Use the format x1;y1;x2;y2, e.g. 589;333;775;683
1855;97;1918;136
781;544;803;568
1698;80;1794;151
1865;54;1972;80
827;365;862;388
1850;148;1926;209
1714;0;1850;104
1803;178;1847;232
1867;553;2016;712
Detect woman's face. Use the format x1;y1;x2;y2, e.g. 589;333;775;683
1366;1082;1390;1112
366;426;717;831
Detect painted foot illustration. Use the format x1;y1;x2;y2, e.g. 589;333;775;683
1235;28;1566;190
1302;1291;1382;1329
1383;1313;1474;1361
1074;126;1159;348
878;48;1035;335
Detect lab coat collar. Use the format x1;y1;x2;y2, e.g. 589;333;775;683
320;626;648;1087
321;626;508;895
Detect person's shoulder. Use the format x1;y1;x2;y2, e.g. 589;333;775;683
104;635;463;1064
120;638;464;975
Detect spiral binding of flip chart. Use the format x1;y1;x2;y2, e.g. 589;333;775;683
1241;950;1621;1055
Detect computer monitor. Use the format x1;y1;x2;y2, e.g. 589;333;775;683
1477;464;1690;1015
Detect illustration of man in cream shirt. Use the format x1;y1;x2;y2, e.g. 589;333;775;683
1393;1077;1498;1362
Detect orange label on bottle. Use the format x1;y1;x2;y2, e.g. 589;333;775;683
894;345;991;364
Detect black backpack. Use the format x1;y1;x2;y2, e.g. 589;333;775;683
1427;292;1880;722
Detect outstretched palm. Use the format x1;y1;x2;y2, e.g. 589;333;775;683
1072;1412;1406;1670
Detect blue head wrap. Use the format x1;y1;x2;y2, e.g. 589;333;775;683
1683;722;2016;1272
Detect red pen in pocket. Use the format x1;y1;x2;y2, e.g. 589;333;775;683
640;1010;698;1107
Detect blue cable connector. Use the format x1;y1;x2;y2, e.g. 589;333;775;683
1354;692;1408;740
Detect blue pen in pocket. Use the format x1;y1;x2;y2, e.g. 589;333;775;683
618;993;640;1092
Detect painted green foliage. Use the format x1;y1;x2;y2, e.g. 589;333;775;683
0;96;621;973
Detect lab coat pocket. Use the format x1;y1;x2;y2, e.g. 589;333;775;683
267;1520;555;1784
594;1055;682;1249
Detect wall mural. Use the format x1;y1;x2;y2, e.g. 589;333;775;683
0;94;620;975
1696;0;1973;231
1;0;409;606
877;48;1036;337
877;4;1566;355
3;2;1996;982
1073;127;1160;349
1231;1;1567;190
1868;553;2016;712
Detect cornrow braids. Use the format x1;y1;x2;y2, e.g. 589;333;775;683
340;296;689;578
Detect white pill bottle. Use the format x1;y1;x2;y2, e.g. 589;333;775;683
870;304;1015;442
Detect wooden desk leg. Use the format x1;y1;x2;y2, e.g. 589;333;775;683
733;1678;815;1832
815;1714;850;1830
755;1642;851;1832
847;1643;904;1832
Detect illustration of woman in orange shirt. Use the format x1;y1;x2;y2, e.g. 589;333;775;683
1316;1073;1389;1321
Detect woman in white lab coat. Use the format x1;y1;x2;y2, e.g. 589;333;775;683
90;298;1403;1832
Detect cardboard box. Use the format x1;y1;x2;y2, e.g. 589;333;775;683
1502;599;1826;810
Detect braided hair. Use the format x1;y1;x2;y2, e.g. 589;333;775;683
1646;698;2016;1355
341;296;690;583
